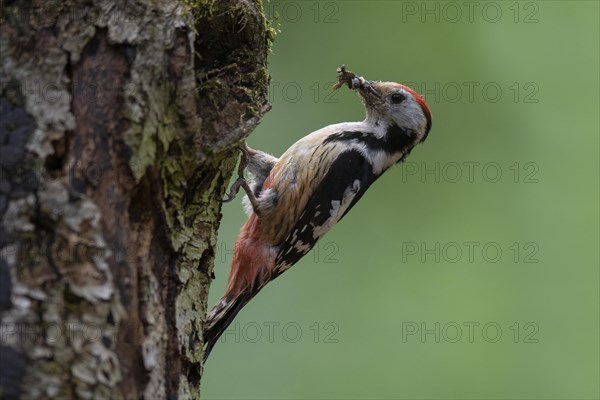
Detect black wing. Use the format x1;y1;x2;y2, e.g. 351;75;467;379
274;149;378;275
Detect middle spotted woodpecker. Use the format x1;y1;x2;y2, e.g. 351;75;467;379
204;66;432;360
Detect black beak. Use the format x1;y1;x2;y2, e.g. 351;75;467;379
357;79;379;101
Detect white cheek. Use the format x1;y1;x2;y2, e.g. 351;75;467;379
394;103;425;133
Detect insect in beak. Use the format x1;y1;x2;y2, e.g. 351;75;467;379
333;65;380;104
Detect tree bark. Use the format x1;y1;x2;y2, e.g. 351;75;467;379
0;0;272;398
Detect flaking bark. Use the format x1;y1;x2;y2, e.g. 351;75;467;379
0;0;273;398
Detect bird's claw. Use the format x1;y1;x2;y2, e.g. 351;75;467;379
238;142;250;156
223;176;245;203
223;145;250;203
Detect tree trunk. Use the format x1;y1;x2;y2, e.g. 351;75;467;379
0;1;272;398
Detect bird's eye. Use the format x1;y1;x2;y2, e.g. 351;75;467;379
390;93;406;104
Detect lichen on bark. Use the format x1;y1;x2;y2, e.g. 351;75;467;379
0;0;273;398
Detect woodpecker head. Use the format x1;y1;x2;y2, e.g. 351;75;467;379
359;81;432;142
335;66;432;143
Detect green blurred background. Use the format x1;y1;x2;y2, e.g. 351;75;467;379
203;1;599;398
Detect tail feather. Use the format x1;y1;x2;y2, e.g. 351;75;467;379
203;217;278;362
203;289;260;362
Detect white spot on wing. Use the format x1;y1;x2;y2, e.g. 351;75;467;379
294;241;311;253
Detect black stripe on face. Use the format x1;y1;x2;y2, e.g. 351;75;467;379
322;124;417;155
419;120;432;144
275;150;377;273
